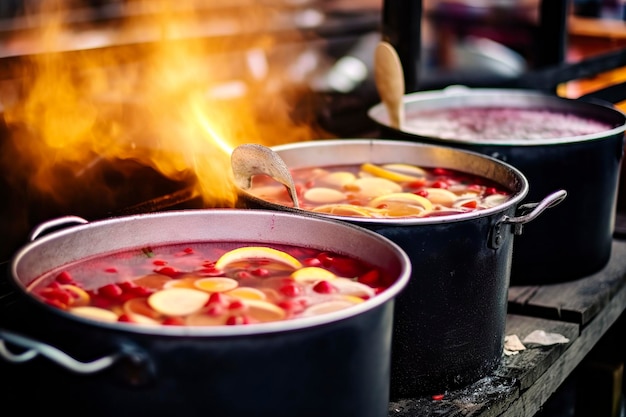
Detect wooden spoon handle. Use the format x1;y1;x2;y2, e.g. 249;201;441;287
374;41;405;130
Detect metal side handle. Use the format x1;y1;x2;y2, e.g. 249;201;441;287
490;190;567;249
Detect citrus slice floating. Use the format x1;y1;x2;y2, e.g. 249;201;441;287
148;288;210;316
381;163;427;178
225;287;267;300
361;163;423;182
422;188;458;206
124;297;161;319
291;267;336;283
331;278;377;299
70;306;119;322
302;299;356;316
368;192;433;211
318;171;356;188
351;177;402;198
215;247;302;270
163;276;199;289
303;187;346;204
186;312;228;326
244;299;287;322
60;284;90;307
194;277;239;293
312;204;381;217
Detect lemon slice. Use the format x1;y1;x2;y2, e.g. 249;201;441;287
194;277;239;292
215;247;302;270
303;187;346;204
361;163;423;182
291;267;336;283
331;278;377;299
381;163;427;177
70;306;119;322
302;299;356;317
60;284;90;307
422;188;458;206
244;299;287;322
351;177;403;198
226;287;267;300
483;193;509;208
312;204;381;217
148;288;210;316
369;192;433;211
318;171;356;188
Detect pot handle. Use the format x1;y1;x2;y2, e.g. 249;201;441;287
0;328;154;385
28;216;89;241
490;190;567;248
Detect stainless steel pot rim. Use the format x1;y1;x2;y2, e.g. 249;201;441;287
368;87;626;146
10;209;411;337
267;138;530;225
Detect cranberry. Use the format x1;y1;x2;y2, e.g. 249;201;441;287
207;292;227;305
118;314;134;323
313;280;336;294
162;317;185;326
358;269;380;286
226;315;251;325
416;190;428;197
431;180;448;189
251;268;270;277
485;187;498;196
432;394;445;401
228;300;245;310
55;271;74;284
279;282;301;297
303;257;322;267
98;283;123;298
104;267;118;273
154;266;181;278
152;259;167;266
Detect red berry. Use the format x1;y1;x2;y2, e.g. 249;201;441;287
104;267;118;273
162;317;185;326
118;314;134;323
55;271;74;284
154;266;181;278
313;280;336;294
279;282;300;297
432;394;444;401
358;269;380;286
98;283;123;298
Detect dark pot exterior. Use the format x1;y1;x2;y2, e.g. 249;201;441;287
369;88;626;284
2;209;410;417
235;139;542;397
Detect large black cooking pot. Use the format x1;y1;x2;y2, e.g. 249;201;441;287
368;87;626;284
234;139;566;397
0;209;410;417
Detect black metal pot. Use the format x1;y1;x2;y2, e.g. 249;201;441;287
368;87;626;284
234;139;566;397
0;209;410;417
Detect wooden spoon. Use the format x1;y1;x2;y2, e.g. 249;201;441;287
231;143;300;208
374;41;405;130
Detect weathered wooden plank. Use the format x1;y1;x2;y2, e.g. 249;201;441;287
508;238;626;324
387;314;579;417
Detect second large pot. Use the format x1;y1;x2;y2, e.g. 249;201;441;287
369;87;626;284
235;139;565;397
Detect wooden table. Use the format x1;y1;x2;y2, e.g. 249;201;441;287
388;237;626;417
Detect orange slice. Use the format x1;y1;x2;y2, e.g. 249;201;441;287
291;267;336;283
148;288;210;316
351;177;402;198
244;299;287;322
369;192;433;211
124;297;161;319
133;274;173;289
361;163;423;182
194;277;239;293
215;246;302;270
163;276;199;289
303;187;346;204
70;306;119;322
225;287;267;300
186;312;228;326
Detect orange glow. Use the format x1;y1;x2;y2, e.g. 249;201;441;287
1;0;320;209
